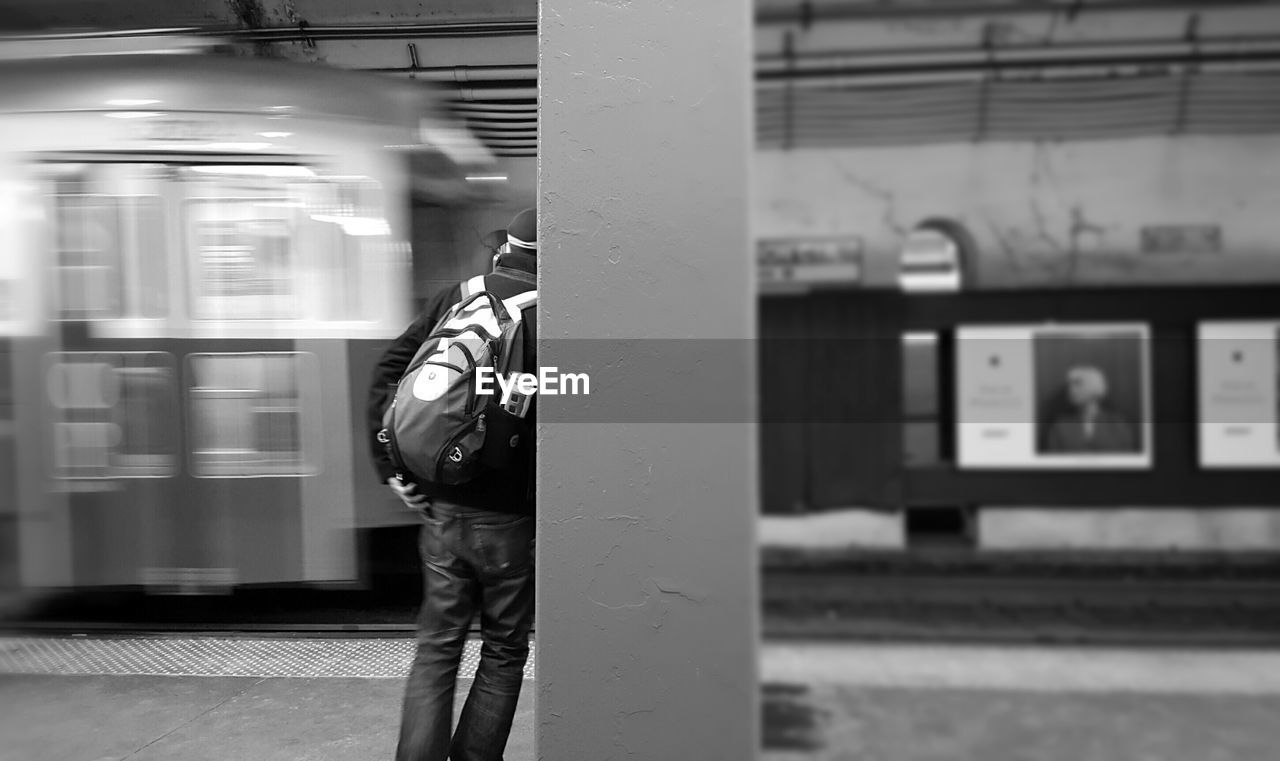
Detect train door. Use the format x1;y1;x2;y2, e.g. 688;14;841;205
36;161;184;588
175;164;406;589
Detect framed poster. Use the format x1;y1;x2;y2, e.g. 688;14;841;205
956;323;1152;469
1198;321;1280;468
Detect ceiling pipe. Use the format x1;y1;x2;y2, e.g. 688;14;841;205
364;64;536;82
470;129;537;137
456;120;537;131
0;21;536;44
755;59;1280;89
209;21;535;41
756;38;1280;86
454;86;537;101
449;101;538;113
452;112;537;122
471;138;536;148
756;0;1276;24
757;34;1280;69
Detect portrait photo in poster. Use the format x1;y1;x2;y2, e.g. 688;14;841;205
956;323;1152;469
1198;321;1280;468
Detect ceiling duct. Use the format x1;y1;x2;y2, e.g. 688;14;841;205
755;0;1276;24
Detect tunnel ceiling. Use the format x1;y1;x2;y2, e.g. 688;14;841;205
2;0;1279;156
0;0;540;157
0;0;1270;30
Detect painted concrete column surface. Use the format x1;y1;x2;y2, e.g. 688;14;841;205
537;0;757;759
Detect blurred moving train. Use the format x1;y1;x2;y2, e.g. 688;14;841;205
0;34;509;594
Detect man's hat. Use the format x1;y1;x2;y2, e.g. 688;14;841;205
506;208;536;254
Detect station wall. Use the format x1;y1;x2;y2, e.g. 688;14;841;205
412;156;536;305
754;135;1280;288
754;136;1280;552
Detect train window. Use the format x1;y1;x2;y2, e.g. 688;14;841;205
45;352;178;479
297;178;388;322
53;193;125;319
186;197;299;321
43;163;406;336
48;164;170;321
182;169;391;325
186;352;318;477
903;332;941;465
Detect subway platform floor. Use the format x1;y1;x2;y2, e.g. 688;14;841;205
762;642;1280;760
0;637;534;761
4;636;1280;760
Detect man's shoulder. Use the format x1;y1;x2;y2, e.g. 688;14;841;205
482;271;537;300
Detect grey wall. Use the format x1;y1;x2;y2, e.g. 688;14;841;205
538;0;758;758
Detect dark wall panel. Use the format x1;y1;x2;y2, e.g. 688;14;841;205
759;299;809;513
760;284;1280;512
804;292;903;509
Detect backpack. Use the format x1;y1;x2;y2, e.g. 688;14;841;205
379;275;536;488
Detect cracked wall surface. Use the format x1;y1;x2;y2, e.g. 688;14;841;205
755;136;1280;288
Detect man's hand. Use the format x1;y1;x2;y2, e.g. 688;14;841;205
387;477;430;510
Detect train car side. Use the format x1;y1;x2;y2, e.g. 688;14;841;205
0;43;496;593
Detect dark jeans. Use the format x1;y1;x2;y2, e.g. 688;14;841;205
395;501;535;761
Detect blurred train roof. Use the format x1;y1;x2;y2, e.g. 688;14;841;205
0;36;439;125
0;31;499;179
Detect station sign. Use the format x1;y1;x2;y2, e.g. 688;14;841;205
1140;225;1223;256
757;236;862;292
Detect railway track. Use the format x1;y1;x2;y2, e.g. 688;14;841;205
7;551;1280;644
762;550;1280;645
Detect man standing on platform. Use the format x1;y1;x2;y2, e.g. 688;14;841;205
368;208;538;761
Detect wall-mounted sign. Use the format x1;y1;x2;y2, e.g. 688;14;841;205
956;323;1152;470
757;237;861;291
1198;321;1280;468
1140;225;1223;255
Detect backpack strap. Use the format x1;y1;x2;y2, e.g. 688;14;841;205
442;276;491;322
460;275;487;299
502;290;537;322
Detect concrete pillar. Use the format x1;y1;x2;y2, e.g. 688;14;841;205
538;0;757;759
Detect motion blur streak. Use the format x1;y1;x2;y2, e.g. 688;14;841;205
0;34;505;598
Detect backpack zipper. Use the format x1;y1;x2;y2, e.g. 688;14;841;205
434;416;483;484
385;398;415;482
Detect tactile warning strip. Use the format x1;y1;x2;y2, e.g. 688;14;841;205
0;637;534;680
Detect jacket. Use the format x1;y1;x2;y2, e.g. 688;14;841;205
367;250;537;515
1044;408;1137;454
